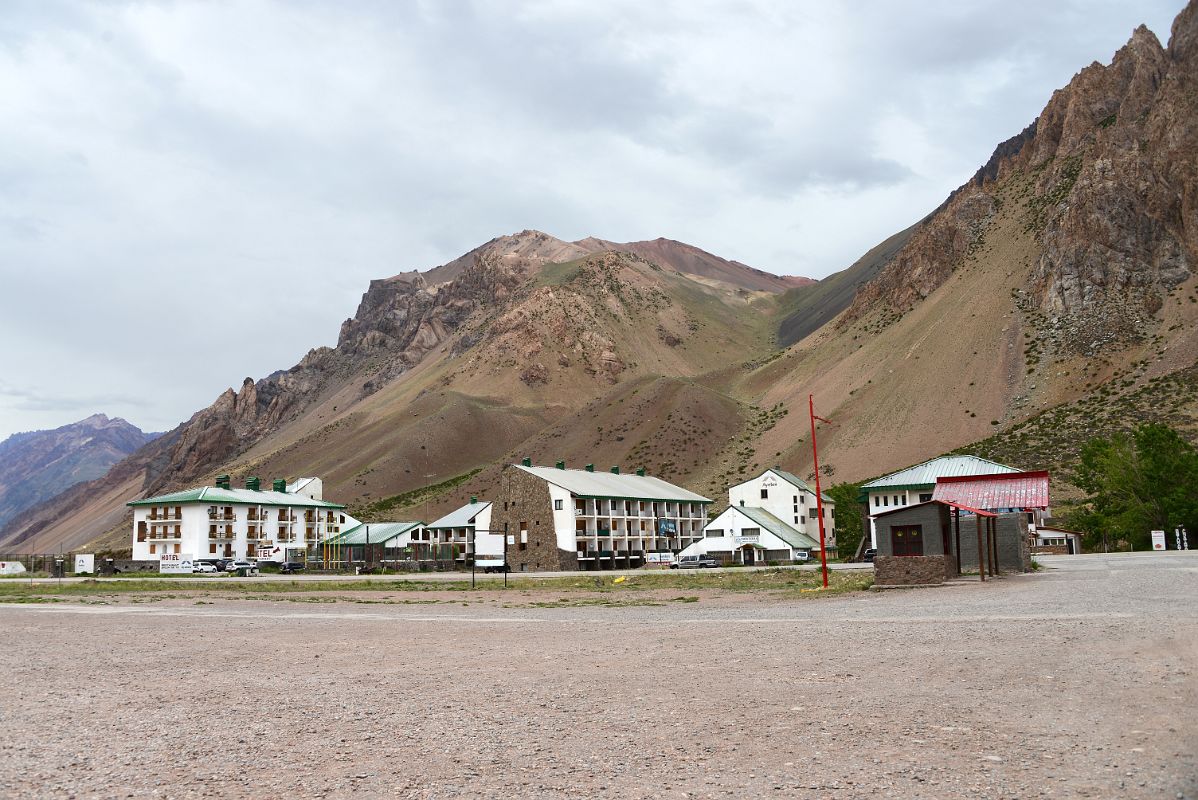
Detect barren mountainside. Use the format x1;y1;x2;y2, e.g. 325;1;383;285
5;1;1198;555
0;415;157;535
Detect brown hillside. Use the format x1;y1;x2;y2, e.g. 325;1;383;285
6;3;1198;554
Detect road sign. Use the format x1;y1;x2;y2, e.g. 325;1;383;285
159;553;195;574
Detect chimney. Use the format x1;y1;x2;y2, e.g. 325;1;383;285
610;466;620;474
636;467;645;477
470;495;477;504
555;460;565;470
216;474;230;489
739;500;745;507
272;479;286;493
521;457;532;467
585;464;594;472
245;476;261;491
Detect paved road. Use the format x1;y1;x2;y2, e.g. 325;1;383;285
16;559;873;585
0;551;1193;799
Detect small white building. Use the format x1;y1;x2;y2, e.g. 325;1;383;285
681;505;820;565
129;475;351;564
1031;525;1082;555
413;499;498;564
726;468;836;554
861;456;1020;549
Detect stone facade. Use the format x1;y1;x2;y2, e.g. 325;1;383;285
489;466;578;572
874;502;953;558
874;555;955;586
875;502;1032;574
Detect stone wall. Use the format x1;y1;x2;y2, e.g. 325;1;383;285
1031;544;1068;555
874;555;953;586
489;466;578;572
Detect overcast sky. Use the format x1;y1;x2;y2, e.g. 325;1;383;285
0;0;1186;440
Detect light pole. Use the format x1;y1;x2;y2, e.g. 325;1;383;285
809;394;832;590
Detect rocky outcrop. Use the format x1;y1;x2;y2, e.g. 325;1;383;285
842;5;1197;351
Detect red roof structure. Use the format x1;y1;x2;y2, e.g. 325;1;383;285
932;470;1050;511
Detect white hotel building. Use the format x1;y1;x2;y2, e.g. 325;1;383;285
129;475;350;563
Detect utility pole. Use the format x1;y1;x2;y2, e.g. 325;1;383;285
809;394;831;589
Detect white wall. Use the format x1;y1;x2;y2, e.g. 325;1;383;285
727;470;835;544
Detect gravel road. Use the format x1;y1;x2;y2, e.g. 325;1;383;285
0;552;1194;799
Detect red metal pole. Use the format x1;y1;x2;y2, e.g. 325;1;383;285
809;394;829;589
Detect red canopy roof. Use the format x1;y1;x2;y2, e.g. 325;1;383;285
932;470;1050;510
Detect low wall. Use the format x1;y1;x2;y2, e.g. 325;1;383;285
875;555;953;586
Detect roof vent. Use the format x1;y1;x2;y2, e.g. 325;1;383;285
521;457;532;467
555;460;565;470
216;474;230;489
636;467;645;477
245;476;261;491
610;466;620;474
272;479;286;493
585;464;594;472
470;495;477;504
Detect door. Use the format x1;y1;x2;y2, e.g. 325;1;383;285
891;525;924;557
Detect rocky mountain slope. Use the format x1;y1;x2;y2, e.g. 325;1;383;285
0;415;157;536
5;2;1197;554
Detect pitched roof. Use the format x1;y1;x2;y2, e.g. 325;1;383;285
327;521;422;546
733;506;821;549
515;465;711;503
426;501;491;530
932;471;1050;510
747;469;833;500
873;499;996;519
128;486;345;509
862;455;1019;490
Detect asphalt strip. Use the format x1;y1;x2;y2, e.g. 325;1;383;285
0;603;1138;625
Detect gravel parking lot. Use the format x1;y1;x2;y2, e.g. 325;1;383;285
0;552;1194;799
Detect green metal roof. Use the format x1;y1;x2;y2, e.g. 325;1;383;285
128;486;346;509
732;506;821;550
325;521;422;546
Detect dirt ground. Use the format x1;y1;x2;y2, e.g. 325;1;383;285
0;553;1194;799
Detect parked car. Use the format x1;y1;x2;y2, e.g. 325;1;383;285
278;562;305;574
863;549;877;563
671;555;719;569
225;560;259;575
476;559;509;574
192;562;219;574
793;551;810;562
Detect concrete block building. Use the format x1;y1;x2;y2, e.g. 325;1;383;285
872;501;1031;573
488;460;711;572
129;475;349;563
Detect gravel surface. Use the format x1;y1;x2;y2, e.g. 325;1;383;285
0;552;1194;799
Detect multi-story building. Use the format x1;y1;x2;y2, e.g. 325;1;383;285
415;498;498;565
489;460;712;571
726;467;836;553
129;475;348;563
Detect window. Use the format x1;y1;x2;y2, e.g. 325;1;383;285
919;493;933;503
893;495;900;506
800;495;806;505
891;525;924;557
761;489;768;499
554;499;563;510
883;496;889;507
705;529;724;538
800;516;806;525
900;496;907;506
873;496;880;508
794;516;799;524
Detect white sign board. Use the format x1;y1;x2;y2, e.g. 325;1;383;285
74;554;95;575
159;553;195;574
0;561;26;576
1151;530;1166;551
646;552;674;564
